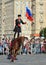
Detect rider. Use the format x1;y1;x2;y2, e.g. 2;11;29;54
13;14;26;38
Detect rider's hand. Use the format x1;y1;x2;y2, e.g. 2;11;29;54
24;22;26;24
18;24;21;27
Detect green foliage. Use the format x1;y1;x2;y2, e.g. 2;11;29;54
40;28;46;38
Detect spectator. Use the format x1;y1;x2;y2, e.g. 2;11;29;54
40;38;45;53
34;38;41;54
31;39;35;54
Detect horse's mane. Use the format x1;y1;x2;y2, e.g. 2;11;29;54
11;36;25;47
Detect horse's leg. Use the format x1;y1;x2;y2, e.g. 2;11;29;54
13;51;17;60
11;46;19;62
15;47;21;60
11;49;15;62
11;49;18;62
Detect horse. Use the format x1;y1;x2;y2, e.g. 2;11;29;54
9;36;29;62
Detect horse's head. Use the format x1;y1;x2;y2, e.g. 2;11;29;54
19;36;29;46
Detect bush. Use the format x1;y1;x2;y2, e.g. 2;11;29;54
40;28;46;38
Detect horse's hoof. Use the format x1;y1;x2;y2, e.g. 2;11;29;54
11;59;14;62
14;60;16;62
11;60;16;63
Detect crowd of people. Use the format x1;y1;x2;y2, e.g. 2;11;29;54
30;37;46;54
0;36;46;55
20;37;46;55
0;37;11;55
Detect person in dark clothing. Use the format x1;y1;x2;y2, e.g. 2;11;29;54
13;14;26;38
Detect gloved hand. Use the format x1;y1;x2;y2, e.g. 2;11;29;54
24;22;26;24
18;24;21;27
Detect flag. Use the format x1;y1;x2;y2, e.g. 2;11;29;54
26;6;33;22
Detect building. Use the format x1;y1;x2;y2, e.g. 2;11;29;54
0;0;14;39
0;0;2;39
32;0;46;36
0;0;46;39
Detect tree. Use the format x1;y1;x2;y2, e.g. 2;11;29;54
40;28;46;38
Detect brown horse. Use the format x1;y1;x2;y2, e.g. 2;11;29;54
9;36;28;62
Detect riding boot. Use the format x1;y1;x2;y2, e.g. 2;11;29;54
17;32;19;38
14;32;16;39
14;34;15;39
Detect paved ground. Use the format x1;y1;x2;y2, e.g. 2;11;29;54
0;54;46;65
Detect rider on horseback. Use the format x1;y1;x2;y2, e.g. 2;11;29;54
8;15;27;61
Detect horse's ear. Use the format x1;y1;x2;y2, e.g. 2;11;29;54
24;37;28;40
